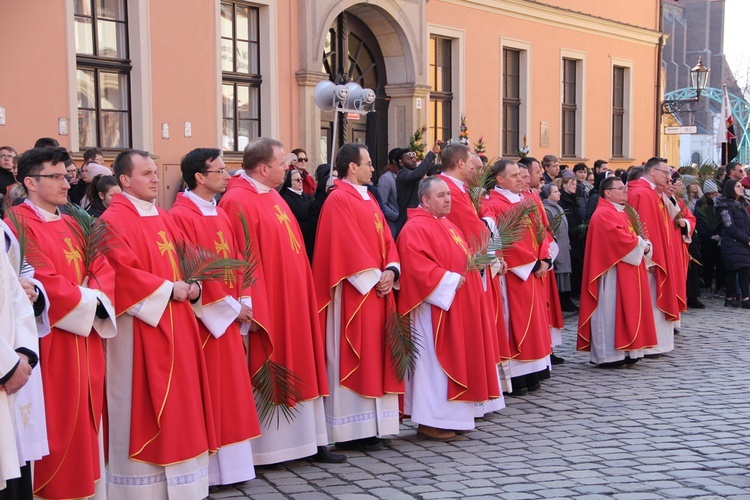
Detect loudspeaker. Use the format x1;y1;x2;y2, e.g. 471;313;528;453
313;80;350;112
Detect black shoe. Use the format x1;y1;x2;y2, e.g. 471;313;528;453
550;353;566;365
598;360;626;369
674;328;680;335
625;358;640;368
334;438;384;452
644;353;662;359
742;300;750;309
687;298;705;309
507;387;528;397
560;298;579;312
725;298;741;308
310;446;347;463
527;382;541;392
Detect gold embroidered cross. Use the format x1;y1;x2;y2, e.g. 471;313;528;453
156;230;181;280
63;237;83;284
274;205;301;254
214;231;234;288
449;228;470;259
374;212;386;259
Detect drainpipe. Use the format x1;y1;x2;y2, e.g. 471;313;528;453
655;0;664;157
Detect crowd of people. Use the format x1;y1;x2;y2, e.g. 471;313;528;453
0;135;741;500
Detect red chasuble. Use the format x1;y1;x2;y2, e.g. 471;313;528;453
313;180;402;397
438;174;510;361
577;198;658;352
168;193;261;447
526;192;563;330
218;176;327;403
627;179;680;321
100;194;217;465
480;190;551;361
668;198;695;312
9;203;113;499
397;208;501;402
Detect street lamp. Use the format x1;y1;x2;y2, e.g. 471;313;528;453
660;57;710;115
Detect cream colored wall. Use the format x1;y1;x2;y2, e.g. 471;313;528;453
426;0;661;166
0;0;72;151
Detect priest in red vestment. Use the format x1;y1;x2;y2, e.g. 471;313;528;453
313;143;401;451
12;147;116;500
577;176;658;367
480;160;552;396
168;148;261;485
398;176;502;442
626;157;680;356
100;150;217;499
663;174;696;314
437;145;509;403
218;138;337;465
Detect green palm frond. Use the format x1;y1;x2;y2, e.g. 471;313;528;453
548;211;567;234
5;207;29;270
385;296;420;382
64;203;118;282
174;239;247;284
237;211;259;290
493;199;536;253
251;359;304;429
624;203;649;239
467;156;497;214
466;231;504;272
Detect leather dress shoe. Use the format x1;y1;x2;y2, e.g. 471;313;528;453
334;438;384;452
507;387;528;397
417;425;457;442
527;382;541;392
687;297;705;309
310;446;347;463
598;360;626;369
550;353;566;365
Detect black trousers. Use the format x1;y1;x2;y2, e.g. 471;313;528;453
700;238;725;290
687;238;701;299
726;267;749;299
0;463;32;500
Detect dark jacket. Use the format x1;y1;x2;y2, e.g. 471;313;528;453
86;197;107;218
395;150;440;235
694;196;723;240
558;190;587;258
715;196;750;271
281;185;314;262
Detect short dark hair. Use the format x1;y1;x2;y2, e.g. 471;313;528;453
593;159;608;172
643;157;667;174
113;149;151;186
418;176;446;204
517;156;537;168
17;147;71;187
335;143;367;179
600;176;622;193
725;161;742;177
291;148;307;158
573;162;588;173
83;148;103;163
33;137;60;148
180;148;222;190
487;159;517;188
0;146;17;155
627;166;645;182
541;155;558;169
440;143;471;171
242;137;283;172
87;174;118;204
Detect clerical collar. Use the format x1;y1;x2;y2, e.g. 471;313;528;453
643;176;657;189
418;205;441;219
183;189;217;216
287;187;303;196
606;199;626;212
239;170;274;193
121;191;159;216
342;179;370;200
441;173;466;193
23;199;60;221
495;186;524;203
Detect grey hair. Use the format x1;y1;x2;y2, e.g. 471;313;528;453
418;176;446;204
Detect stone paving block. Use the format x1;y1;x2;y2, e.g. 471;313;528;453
290;493;333;500
661;487;715;497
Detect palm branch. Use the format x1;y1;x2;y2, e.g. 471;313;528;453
467;156;496;214
547;211;567;234
624;203;649;239
4;206;29;271
385;295;420;382
674;204;688;229
466;230;504;272
174;239;247;284
534;207;548;246
236;210;259;290
251;358;305;429
64;203;118;282
493;199;537;253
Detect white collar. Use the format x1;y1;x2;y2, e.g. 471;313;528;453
287;187;303;196
24;199;60;221
239;170;274;194
441;173;466;193
495;186;524;203
607;199;626;212
122;191;159;216
183;189;217;216
418;205;441;219
643;176;657;189
343;180;370;200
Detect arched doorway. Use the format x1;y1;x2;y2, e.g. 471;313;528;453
320;11;389;176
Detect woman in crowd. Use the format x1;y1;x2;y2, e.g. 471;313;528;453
694;180;724;297
715;179;750;308
558;174;586;300
281;168;315;260
85;175;121;218
290;148;317;195
541;182;575;311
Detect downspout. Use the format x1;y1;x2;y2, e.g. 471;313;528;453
655;1;664;157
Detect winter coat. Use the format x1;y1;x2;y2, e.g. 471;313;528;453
715;196;750;271
558;190;587;259
694;196;723;241
543;199;571;274
377;169;399;236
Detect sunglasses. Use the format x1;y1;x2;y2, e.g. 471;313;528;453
296;158;309;162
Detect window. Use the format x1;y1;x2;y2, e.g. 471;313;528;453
503;48;521;156
612;66;625;158
74;0;131;150
429;36;452;143
561;58;577;157
221;2;261;152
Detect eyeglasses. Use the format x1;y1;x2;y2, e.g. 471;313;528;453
0;154;16;160
203;168;228;175
296;158;308;162
291;176;303;182
33;173;68;182
653;168;670;175
405;152;417;158
358;162;373;167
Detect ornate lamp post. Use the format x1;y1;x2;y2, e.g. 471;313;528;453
660;57;710;115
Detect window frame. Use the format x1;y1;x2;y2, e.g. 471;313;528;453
502;48;521;156
610;58;634;160
559;49;586;159
429;35;453;144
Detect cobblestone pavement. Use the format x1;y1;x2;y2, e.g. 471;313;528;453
210;297;750;499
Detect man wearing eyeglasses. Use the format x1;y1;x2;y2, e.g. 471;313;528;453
578;176;657;368
10;147;116;499
627;157;681;358
395;141;442;236
0;147;18;210
168;148;261;486
313;142;402;452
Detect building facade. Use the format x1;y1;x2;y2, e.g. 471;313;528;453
0;0;662;206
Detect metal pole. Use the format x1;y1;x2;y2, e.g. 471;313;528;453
328;107;340;188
